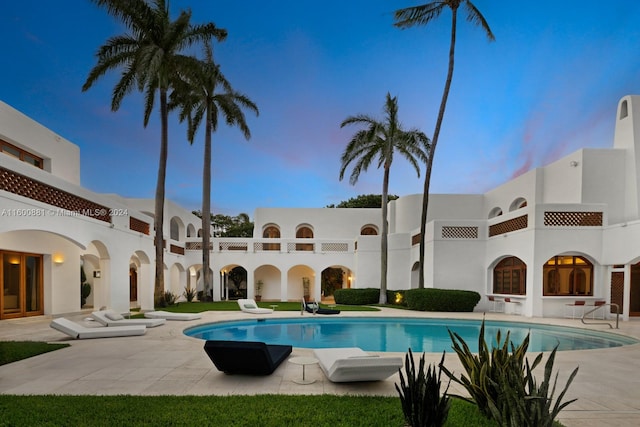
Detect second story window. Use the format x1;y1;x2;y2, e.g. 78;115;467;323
0;139;43;169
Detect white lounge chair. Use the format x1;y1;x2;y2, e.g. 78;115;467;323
237;298;273;314
144;310;202;321
91;310;165;327
313;347;403;382
50;318;146;339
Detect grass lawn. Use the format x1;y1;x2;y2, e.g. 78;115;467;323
145;301;380;313
0;341;69;366
0;394;499;426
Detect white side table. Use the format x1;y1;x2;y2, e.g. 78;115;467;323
289;356;319;384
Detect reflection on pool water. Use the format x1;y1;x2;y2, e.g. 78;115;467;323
184;317;638;353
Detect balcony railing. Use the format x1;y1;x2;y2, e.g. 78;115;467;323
184;238;354;254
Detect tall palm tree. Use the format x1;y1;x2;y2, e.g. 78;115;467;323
395;0;494;288
340;93;429;304
82;0;227;305
170;44;258;301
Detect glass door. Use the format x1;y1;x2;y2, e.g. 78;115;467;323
1;251;43;319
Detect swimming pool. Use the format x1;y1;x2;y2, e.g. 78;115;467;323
184;317;638;353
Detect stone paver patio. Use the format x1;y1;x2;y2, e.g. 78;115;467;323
1;308;639;426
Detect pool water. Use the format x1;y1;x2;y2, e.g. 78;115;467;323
184;317;638;353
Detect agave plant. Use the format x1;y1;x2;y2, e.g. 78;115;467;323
440;319;578;426
396;349;450;427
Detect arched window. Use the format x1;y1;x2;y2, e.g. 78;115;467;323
296;226;314;251
509;198;527;212
360;225;378;235
493;256;526;295
262;225;281;251
620;100;628;119
263;225;280;238
488;207;503;219
170;218;180;240
296;226;313;239
543;255;593;296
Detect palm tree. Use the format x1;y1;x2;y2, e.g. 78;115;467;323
82;0;227;305
340;93;429;304
394;0;494;288
170;44;258;301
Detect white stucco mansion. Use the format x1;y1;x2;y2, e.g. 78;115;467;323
1;95;640;321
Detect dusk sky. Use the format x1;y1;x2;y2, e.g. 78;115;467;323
2;1;640;217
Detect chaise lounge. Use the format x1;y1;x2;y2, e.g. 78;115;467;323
203;340;292;375
313;347;403;382
302;300;341;315
50;317;146;339
91;310;166;327
237;298;273;314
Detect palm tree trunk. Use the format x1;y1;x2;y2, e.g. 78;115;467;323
154;88;169;305
380;165;390;304
202;110;212;301
418;8;458;288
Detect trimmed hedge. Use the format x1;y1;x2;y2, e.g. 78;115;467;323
334;287;480;312
405;288;481;312
334;288;380;305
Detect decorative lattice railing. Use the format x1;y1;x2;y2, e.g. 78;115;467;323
0;166;111;223
129;217;150;235
489;215;528;237
441;226;478;239
543;211;602;227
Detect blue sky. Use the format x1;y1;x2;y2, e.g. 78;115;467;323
1;1;639;216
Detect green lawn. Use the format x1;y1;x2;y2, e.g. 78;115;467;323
0;341;69;366
147;301;380;313
0;394;499;426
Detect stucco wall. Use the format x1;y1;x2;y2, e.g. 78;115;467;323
0;101;80;185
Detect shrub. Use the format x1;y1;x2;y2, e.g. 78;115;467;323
158;291;178;307
334;288;380;305
81;282;91;307
183;286;196;303
404;288;480;312
396;349;450;427
440;319;578;426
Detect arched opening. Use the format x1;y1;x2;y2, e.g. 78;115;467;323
543;255;593;296
254;265;281;301
170;217;184;241
222;265;247;300
493;256;526;295
620;100;628;119
488;207;503;218
410;262;420;289
509;197;527;212
321;266;346;299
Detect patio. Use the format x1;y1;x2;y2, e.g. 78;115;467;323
1;308;639;426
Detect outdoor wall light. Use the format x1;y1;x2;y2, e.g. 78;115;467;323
569;160;579;167
53;253;65;265
93;270;101;278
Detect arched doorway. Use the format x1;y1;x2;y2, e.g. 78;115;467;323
129;267;138;302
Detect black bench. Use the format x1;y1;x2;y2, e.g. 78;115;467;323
203;340;292;375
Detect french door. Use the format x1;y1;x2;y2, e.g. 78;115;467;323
1;251;43;319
